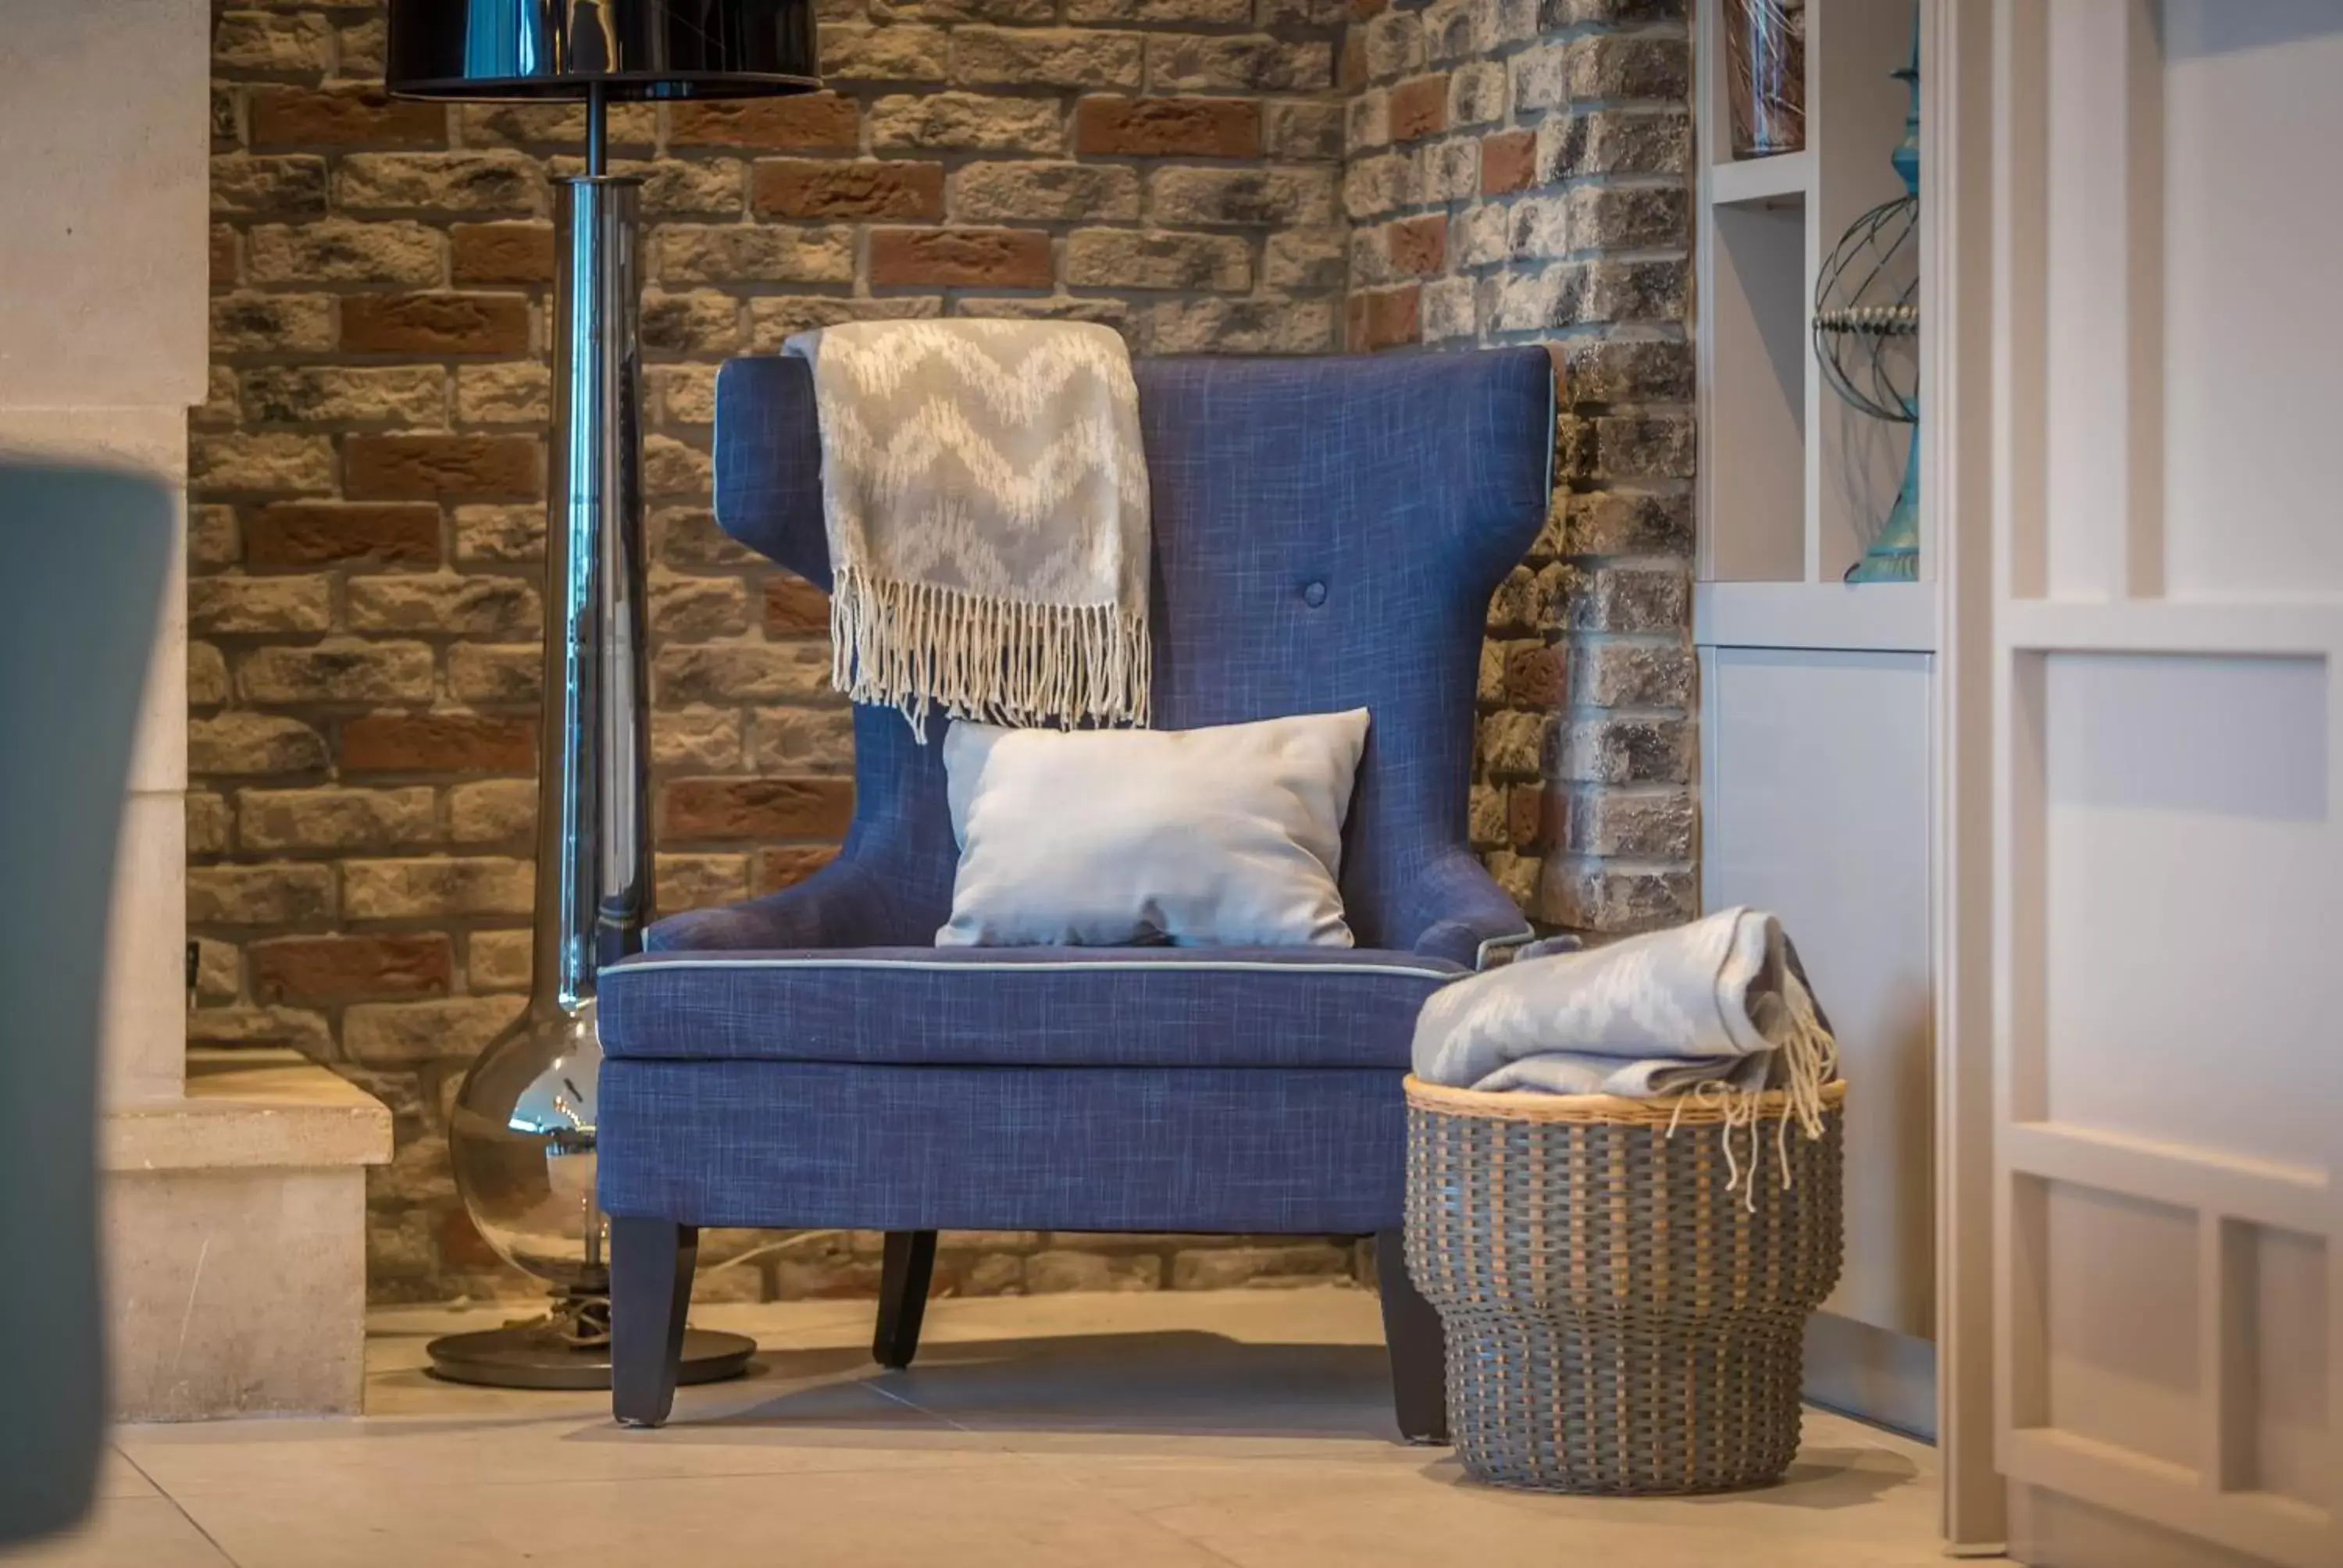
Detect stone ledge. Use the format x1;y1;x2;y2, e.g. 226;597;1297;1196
105;1049;390;1174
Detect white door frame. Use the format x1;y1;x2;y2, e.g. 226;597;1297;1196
1922;0;2003;1549
1942;3;2343;1563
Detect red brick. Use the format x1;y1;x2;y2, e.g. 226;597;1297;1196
763;575;831;636
1504;642;1566;707
451;223;555;285
248;502;441;569
662;778;854;839
756;843;840;895
1346;285;1420;351
751;159;944;220
1072;97;1260;159
670;92;858;150
249;84;444;148
345;435;542;500
342;714;537;772
1340;33;1367;92
1389;74;1448;142
341;292;530;354
210;226;239;290
868;228;1053;289
437;1206;503;1271
1482;129;1536;195
1388;214;1446;277
251;933;453;1003
1507;786;1546;851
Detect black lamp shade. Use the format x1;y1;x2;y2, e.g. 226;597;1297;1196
386;0;818;100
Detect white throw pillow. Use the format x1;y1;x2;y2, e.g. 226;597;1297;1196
936;709;1371;948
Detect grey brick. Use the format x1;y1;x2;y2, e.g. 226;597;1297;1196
870;91;1063;153
1539;107;1692;179
214;10;333;76
1362;12;1425;83
1148;35;1334;94
640;290;744;355
245;365;447;427
1561;337;1695;404
1263;229;1345;292
658;224;855;284
748;295;945;351
1340;149;1419;221
1552;715;1691;785
336;152;546;215
1560;487;1694;555
1421;0;1484;63
211;155;329;217
1068;0;1250;21
1574;640;1695;708
953;28;1145;90
1535;856;1696;934
1146;298;1336;354
1264;100;1344;162
1068;229;1250;291
1149;166;1336;227
1448;60;1507;127
953;162;1142;223
820;23;952;80
1421;275;1478;341
1567;563;1689;633
247;220;444;285
1557;786;1693;857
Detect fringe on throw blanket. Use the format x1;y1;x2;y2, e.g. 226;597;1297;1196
787;319;1152;736
829;566;1151;732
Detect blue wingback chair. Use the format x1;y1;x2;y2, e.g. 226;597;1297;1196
599;347;1553;1434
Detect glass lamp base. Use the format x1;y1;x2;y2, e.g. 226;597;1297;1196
426;1292;754;1391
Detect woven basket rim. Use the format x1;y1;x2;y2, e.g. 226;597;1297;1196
1403;1074;1847;1125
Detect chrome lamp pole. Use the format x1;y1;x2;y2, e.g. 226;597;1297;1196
384;0;818;1390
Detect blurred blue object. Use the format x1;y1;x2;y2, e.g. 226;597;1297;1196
0;461;173;1545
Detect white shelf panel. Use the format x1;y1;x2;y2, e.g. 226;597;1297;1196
1696;579;1938;652
1709;148;1815;208
2004;599;2343;657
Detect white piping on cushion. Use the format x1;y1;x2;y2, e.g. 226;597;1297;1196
620;956;1462;981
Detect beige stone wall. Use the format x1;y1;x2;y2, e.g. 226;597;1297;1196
197;0;1357;1300
194;0;1694;1303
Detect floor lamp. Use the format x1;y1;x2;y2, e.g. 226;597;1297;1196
385;0;818;1389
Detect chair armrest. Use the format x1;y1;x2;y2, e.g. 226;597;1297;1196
644;857;893;953
1399;848;1534;970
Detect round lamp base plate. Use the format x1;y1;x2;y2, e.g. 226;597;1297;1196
426;1323;755;1392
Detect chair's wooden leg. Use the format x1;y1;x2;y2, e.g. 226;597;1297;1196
872;1230;938;1370
612;1217;697;1428
1376;1228;1449;1445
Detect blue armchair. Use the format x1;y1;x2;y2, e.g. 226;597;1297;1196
599;347;1553;1433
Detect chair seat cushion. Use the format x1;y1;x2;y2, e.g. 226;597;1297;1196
598;946;1464;1070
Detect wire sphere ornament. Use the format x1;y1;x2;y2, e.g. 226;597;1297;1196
1813;195;1917;426
1813;30;1920;583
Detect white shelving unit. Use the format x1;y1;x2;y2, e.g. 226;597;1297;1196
1692;0;1939;1439
1697;0;1920;594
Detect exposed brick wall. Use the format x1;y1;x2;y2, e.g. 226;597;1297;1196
198;0;1354;1301
195;0;1694;1303
1342;0;1696;935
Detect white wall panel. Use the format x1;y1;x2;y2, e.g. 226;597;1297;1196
1703;647;1935;1337
2042;653;2331;1172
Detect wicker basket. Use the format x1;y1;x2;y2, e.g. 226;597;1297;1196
1403;1074;1846;1495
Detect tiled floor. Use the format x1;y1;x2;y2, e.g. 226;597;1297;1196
19;1291;1945;1567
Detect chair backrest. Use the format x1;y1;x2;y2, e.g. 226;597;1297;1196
712;348;1553;950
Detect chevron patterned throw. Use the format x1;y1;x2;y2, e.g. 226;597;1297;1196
784;319;1151;732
